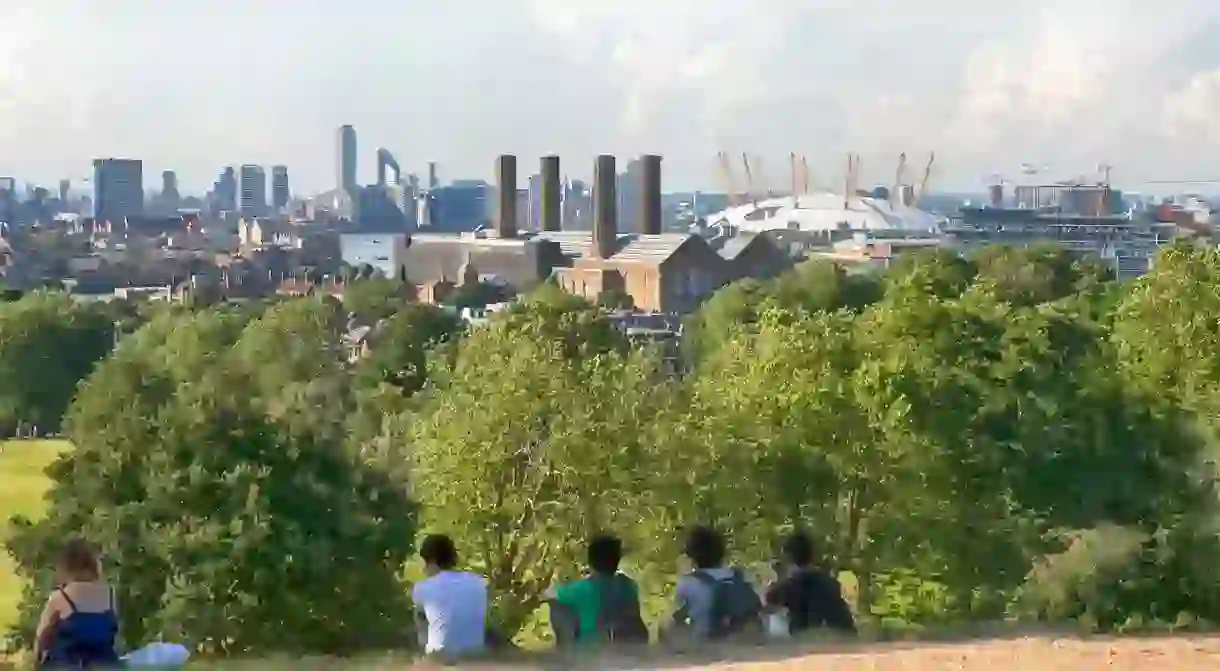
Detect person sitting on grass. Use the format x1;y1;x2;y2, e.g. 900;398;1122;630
669;525;763;642
763;531;856;637
544;534;648;646
35;537;121;669
411;534;489;657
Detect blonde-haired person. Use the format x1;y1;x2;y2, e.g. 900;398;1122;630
34;537;120;668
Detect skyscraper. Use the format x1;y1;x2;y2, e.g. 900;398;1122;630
92;158;144;224
271;165;290;212
211;167;238;214
239;165;267;217
337;125;357;193
161;170;180;210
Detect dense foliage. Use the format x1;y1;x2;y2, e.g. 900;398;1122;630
7;241;1220;659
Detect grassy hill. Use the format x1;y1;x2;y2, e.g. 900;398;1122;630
0;440;69;634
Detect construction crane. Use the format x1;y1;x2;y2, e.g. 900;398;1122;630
801;155;811;196
844;153;860;209
716;152;741;207
741;152;755;203
891;152;907;207
789;153;798;198
916;152;936;204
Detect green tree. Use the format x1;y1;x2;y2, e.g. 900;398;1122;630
0;291;115;434
408;295;669;637
354;303;463;396
5;303;417;656
971;244;1113;306
451;280;509;310
343;276;414;325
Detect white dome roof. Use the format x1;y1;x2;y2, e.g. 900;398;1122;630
707;193;942;233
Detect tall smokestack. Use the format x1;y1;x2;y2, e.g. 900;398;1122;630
496;154;517;238
541;155;561;232
640;154;662;235
593;154;617;259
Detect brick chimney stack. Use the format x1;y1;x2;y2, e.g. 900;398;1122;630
593;154;617;259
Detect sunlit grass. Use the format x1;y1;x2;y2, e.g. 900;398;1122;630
0;440;70;634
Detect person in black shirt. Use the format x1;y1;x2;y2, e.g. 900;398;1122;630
763;531;856;636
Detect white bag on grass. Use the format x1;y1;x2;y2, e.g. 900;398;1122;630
121;642;191;667
766;611;791;639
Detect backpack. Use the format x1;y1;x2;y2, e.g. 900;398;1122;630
691;569;762;639
593;574;649;644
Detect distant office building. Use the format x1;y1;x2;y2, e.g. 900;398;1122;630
209;166;237;215
57;179;70;203
562;179;591;230
340;233;404;279
161;170;180;207
239;165;267;217
427;161;439;189
0;177;14;226
528;173;543;230
271;165;290;212
618;158;644;233
337;125;357;193
427;180;491;232
93;158;144;224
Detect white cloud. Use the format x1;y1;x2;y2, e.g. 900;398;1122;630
1163;70;1220;143
4;0;1220;191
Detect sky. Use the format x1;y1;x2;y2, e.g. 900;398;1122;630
2;0;1220;196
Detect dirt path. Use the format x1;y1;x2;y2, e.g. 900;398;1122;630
679;636;1220;670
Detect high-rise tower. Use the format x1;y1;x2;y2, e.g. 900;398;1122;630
92;158;144;224
337;125;357;193
271;165;290;212
239;165;267;217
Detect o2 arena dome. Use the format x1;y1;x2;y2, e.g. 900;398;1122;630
706;191;942;235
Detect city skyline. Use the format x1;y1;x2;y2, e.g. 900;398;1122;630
3;1;1220;194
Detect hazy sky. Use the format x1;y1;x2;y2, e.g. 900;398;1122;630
2;0;1220;195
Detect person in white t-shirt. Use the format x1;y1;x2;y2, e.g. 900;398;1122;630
411;534;488;657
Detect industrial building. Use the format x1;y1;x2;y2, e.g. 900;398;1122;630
945;181;1177;280
342;153;792;313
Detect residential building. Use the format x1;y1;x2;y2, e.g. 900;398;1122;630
92;158;144;224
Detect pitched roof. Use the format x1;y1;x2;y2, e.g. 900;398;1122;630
715;234;757;261
530;231;694;265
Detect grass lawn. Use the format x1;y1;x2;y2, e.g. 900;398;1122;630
0;439;69;635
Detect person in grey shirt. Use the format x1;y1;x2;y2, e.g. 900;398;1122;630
669;525;761;640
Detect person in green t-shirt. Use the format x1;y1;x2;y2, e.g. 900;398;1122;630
544;534;648;646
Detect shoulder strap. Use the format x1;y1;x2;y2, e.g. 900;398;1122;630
58;587;79;614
